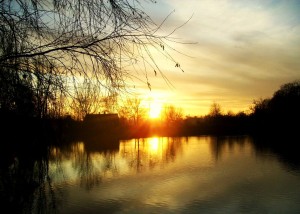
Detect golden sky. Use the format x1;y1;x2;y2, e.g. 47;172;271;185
127;0;300;116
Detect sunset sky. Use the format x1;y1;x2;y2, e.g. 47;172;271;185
130;0;300;116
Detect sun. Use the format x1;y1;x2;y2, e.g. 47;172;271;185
149;101;162;119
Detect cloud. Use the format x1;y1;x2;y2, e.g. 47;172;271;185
131;0;300;115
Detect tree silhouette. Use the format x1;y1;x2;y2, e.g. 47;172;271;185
162;104;183;124
0;0;184;118
69;78;103;121
209;102;222;117
251;80;300;134
269;81;300;117
250;98;270;117
118;97;147;126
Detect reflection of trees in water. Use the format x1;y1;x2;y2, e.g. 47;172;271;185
0;142;62;214
165;137;185;163
71;143;102;190
50;141;120;191
209;136;251;161
119;137;184;173
209;135;300;172
6;135;299;213
253;136;300;172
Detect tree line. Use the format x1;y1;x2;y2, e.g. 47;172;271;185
116;80;300;138
71;80;299;139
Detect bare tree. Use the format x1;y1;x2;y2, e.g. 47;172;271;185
101;92;118;114
162;104;183;124
209;102;222;117
0;57;65;117
69;78;103;120
118;96;147;125
0;0;185;118
47;88;68;119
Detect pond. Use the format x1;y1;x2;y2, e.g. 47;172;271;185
1;135;300;213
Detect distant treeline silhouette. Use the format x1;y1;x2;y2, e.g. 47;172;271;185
184;80;300;136
1;80;299;143
117;80;300;138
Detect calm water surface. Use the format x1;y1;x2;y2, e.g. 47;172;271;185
2;136;300;213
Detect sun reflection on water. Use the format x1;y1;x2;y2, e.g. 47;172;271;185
8;135;300;214
149;137;159;152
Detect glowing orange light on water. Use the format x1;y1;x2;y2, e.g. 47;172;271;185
149;137;159;152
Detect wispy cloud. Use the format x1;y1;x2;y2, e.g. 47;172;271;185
138;0;300;115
